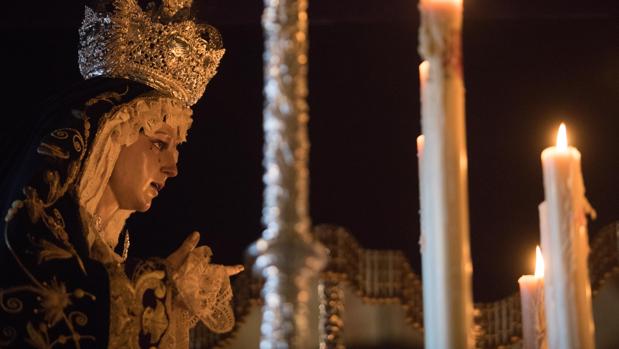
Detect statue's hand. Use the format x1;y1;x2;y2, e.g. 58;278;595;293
167;231;201;272
225;264;244;276
167;231;243;333
166;231;244;276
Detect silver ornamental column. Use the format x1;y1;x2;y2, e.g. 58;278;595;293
254;0;326;348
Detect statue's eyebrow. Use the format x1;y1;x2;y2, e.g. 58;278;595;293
154;129;173;138
153;129;181;147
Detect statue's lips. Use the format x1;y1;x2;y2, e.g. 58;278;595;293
149;182;163;195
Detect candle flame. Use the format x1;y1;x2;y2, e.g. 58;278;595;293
556;123;568;151
417;135;425;155
535;245;544;278
419;61;430;84
422;0;463;6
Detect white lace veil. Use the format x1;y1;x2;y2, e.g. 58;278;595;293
77;95;193;250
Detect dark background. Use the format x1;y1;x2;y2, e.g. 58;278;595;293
1;0;618;302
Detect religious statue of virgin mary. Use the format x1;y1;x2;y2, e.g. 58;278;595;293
0;0;243;348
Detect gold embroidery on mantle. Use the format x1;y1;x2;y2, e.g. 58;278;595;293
1;113;97;348
22;119;92;274
142;301;168;343
0;325;17;347
37;143;70;160
0;277;96;349
106;258;172;349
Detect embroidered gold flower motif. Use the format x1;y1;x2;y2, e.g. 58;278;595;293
39;279;71;326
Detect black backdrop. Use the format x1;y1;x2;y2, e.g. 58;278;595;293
1;0;618;302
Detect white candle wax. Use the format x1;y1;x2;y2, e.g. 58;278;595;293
417;0;474;347
518;246;547;349
539;123;596;349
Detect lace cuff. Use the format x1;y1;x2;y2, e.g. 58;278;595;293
172;246;235;333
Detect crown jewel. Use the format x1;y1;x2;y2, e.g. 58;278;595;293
78;0;224;106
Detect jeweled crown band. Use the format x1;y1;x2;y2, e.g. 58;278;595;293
78;0;224;106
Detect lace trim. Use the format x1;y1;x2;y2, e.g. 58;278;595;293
172;246;235;334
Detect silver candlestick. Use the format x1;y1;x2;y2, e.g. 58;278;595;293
253;0;326;348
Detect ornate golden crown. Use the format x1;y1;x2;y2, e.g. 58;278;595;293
78;0;225;106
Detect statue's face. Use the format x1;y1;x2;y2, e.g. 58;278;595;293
108;124;180;212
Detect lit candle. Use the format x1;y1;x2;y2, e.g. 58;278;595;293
417;0;473;347
518;246;547;349
539;123;596;349
416;135;425;158
419;61;429;92
420;0;463;7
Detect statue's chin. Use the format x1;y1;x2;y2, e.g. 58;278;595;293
137;201;152;213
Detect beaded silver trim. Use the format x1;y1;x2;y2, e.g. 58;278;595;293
78;0;224;106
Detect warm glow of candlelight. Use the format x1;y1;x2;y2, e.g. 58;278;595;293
421;0;463;6
419;61;430;85
535;245;544;278
417;135;425;156
556;123;568;151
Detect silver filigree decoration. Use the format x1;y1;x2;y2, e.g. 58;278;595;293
253;0;327;348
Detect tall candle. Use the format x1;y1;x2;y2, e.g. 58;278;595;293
417;0;474;347
518;246;547;349
539;123;596;349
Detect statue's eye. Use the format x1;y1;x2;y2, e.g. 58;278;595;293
152;140;168;150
